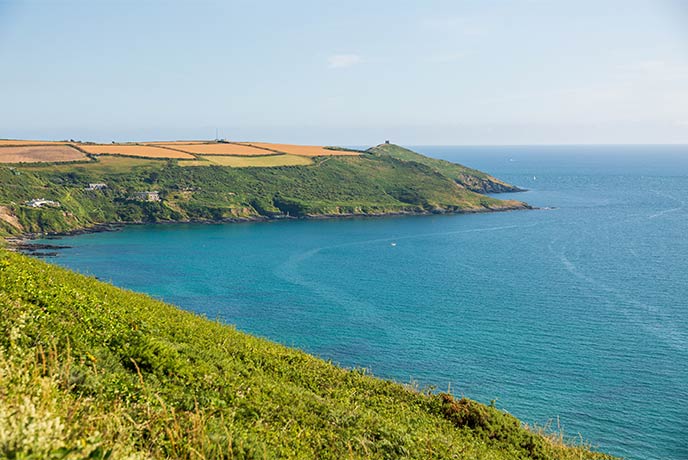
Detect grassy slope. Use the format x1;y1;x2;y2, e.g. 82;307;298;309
368;144;522;193
0;250;611;459
0;152;527;236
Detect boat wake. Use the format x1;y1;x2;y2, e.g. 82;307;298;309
648;189;686;219
549;238;687;354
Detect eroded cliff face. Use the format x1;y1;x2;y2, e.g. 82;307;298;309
0;206;23;232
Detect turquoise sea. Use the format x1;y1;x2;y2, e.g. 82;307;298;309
39;145;688;460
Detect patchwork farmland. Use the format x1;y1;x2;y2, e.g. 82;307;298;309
0;139;362;167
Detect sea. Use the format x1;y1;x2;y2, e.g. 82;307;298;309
36;145;688;460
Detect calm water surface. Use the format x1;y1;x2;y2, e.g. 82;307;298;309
40;145;688;460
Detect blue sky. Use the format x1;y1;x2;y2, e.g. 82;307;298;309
1;0;687;144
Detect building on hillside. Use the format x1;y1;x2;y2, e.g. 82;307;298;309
25;198;60;208
131;191;161;202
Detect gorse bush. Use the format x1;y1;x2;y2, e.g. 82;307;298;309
0;251;612;459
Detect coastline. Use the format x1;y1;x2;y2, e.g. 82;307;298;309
5;201;533;254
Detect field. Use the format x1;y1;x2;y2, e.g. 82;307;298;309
78;144;195;159
241;142;362;156
181;154;314;167
144;141;210;145
167;142;276;156
0;145;87;163
0;139;72;146
22;155;167;174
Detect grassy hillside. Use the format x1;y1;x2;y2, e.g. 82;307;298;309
0;148;527;236
368;144;522;193
0;250;611;459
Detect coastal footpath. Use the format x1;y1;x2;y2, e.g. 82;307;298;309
0;143;527;238
0;250;612;459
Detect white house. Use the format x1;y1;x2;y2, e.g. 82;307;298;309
25;198;60;208
132;191;161;202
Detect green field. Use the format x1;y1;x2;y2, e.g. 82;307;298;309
22;155;169;174
0;250;612;459
180;154;314;167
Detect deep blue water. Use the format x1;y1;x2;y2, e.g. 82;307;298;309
39;145;688;460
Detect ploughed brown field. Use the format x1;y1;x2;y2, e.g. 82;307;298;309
240;142;361;157
78;144;195;159
0;140;73;146
165;143;275;156
0;145;87;163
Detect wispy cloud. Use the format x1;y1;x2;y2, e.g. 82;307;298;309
327;54;362;69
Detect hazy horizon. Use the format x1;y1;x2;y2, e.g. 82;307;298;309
2;0;687;145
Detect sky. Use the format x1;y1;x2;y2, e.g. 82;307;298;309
1;0;687;145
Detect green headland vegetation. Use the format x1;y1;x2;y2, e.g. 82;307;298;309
367;143;520;193
0;143;527;237
0;250;612;459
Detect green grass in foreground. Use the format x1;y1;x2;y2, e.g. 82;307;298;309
0;250;612;459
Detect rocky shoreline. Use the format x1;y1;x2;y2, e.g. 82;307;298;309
4;202;532;258
5;223;125;257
